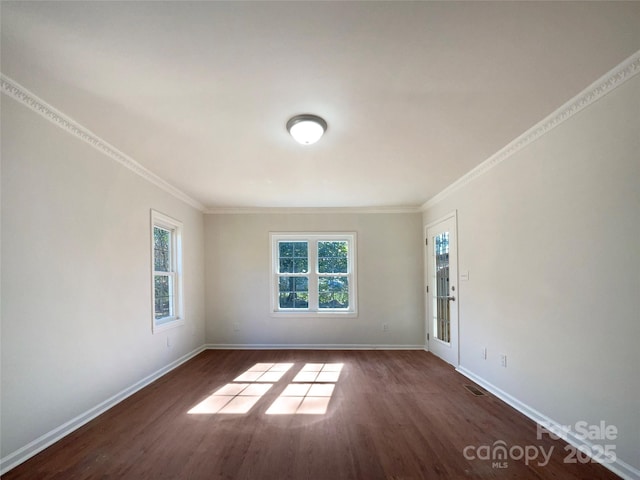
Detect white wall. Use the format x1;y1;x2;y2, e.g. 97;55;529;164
0;96;206;460
204;212;424;346
423;75;640;472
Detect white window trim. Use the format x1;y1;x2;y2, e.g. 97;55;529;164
270;232;358;318
151;210;184;333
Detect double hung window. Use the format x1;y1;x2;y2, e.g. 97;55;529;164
151;210;184;332
271;233;357;317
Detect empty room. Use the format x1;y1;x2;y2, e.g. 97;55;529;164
1;1;639;479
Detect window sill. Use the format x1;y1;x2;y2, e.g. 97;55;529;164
153;317;185;334
270;311;358;319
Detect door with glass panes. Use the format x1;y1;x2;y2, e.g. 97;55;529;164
426;214;459;366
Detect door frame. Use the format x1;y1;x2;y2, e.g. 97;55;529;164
424;210;459;367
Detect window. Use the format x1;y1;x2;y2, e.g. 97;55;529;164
270;233;357;317
151;210;183;332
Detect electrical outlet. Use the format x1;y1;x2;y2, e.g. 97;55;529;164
481;347;487;359
166;336;172;349
500;354;507;367
382;323;389;332
233;322;240;332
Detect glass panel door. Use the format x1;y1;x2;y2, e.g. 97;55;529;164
426;214;458;366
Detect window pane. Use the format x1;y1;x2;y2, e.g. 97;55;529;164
279;292;309;309
434;232;450;343
318;241;348;273
278;241;308;273
295;292;309;308
293;242;308;258
318;257;347;273
279;259;293;273
279;242;294;258
279;276;309;294
318;277;349;309
279;276;309;309
295;277;308;291
293;258;308;273
154;227;171;272
154;275;173;319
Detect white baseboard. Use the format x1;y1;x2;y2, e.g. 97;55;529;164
0;345;206;476
204;343;425;350
456;366;640;480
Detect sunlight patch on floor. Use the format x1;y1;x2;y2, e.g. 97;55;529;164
188;362;291;415
234;362;293;382
187;382;273;414
266;364;340;415
187;362;341;415
293;363;343;383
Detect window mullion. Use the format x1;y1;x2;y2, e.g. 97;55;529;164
308;240;319;311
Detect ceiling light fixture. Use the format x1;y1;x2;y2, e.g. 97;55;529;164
286;114;327;145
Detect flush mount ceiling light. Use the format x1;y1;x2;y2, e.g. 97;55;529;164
286;114;327;145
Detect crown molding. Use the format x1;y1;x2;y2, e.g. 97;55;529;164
421;49;640;211
1;74;206;212
204;205;423;215
6;46;638;217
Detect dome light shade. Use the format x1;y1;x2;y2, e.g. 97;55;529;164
286;114;327;145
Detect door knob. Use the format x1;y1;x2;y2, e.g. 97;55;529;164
436;295;456;301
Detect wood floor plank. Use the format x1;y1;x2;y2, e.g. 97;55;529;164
2;350;621;479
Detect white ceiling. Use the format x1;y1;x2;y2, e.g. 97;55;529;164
2;1;639;210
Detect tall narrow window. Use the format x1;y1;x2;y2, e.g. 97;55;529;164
151;210;183;333
271;233;357;317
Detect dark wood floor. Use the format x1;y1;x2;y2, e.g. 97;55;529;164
3;350;620;479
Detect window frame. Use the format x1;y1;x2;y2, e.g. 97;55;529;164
270;232;358;318
151;210;184;333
